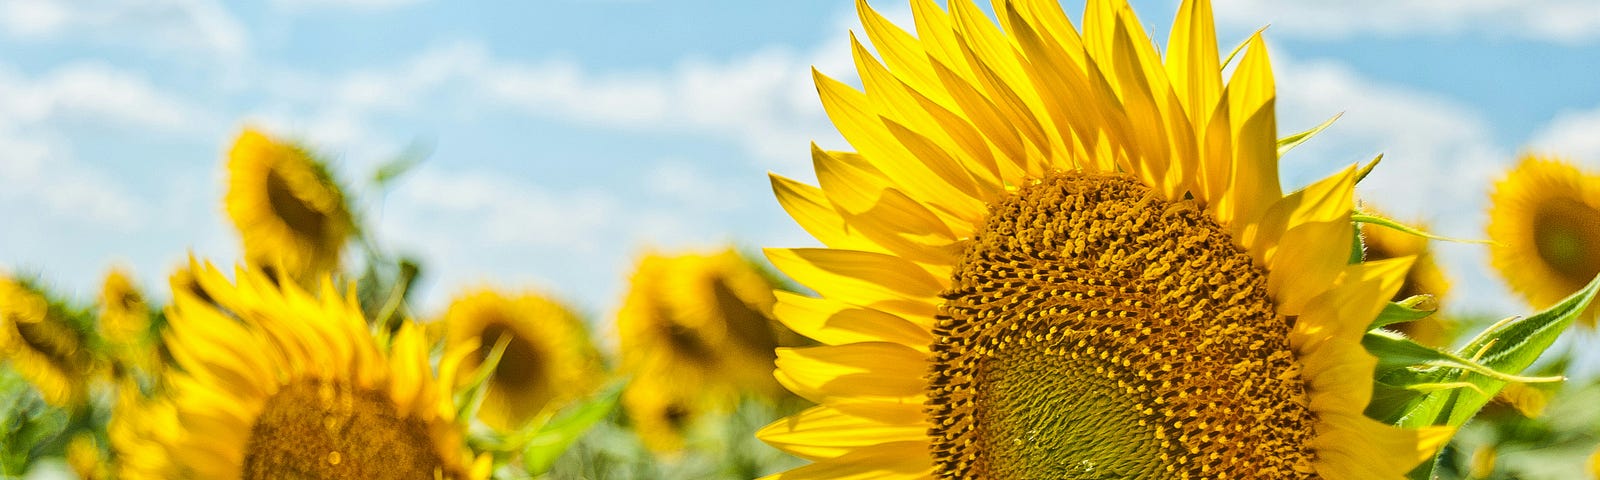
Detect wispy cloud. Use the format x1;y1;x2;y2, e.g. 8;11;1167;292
1214;0;1600;44
0;0;247;57
0;61;214;231
1530;104;1600;161
270;0;427;12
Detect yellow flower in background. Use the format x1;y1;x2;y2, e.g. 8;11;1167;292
68;434;111;480
225;128;355;280
759;0;1447;477
147;260;487;479
616;248;798;450
0;275;93;407
100;267;150;342
1487;155;1600;326
99;267;163;376
1359;208;1454;345
441;288;603;431
110;383;184;480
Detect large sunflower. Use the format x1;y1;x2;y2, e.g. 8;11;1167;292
145;260;487;479
616;248;797;450
1487;154;1600;325
440;288;603;431
0;274;93;407
758;0;1447;477
1358;208;1453;345
225;128;355;279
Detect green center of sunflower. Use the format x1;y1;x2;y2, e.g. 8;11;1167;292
1532;198;1600;285
927;172;1319;479
265;166;328;241
243;380;454;479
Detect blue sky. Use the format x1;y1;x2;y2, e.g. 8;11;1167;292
3;0;1599;328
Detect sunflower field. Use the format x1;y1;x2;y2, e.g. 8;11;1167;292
3;1;1600;479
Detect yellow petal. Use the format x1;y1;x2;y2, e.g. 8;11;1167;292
1267;220;1353;315
774;343;928;404
758;405;929;461
773;291;935;348
764;248;943;320
1221;33;1281;228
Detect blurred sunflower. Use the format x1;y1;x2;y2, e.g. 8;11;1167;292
1359;209;1453;345
1487;154;1600;325
225;128;355;280
99;267;161;375
616;248;798;450
144;260;487;479
68;434;111;480
441;288;603;431
0;274;93;407
109;383;184;480
758;0;1447;477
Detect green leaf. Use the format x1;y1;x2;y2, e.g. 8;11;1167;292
1353;212;1491;244
1390;273;1600;429
1369;295;1439;330
1278;112;1342;156
521;381;624;475
370;142;432;187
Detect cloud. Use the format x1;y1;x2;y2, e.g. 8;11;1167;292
1213;0;1600;44
0;0;247;57
0;63;212;131
0;61;215;231
1529;104;1600;161
271;0;427;11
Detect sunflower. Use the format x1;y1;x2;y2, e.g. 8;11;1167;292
109;382;184;480
440;288;603;431
68;434;112;480
99;267;163;374
144;260;487;479
225;128;355;280
1358;208;1453;345
758;0;1448;477
0;274;93;407
1487;154;1600;325
616;248;798;450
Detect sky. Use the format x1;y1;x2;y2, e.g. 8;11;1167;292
2;0;1599;329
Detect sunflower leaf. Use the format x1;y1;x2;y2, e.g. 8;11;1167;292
521;380;624;475
1277;112;1341;156
1385;273;1600;430
1369;295;1439;330
1352;212;1492;244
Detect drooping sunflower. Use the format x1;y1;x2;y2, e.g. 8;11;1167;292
0;274;93;407
615;248;798;450
758;0;1449;477
146;260;487;479
1487;154;1600;325
1358;208;1453;345
225;128;355;279
440;288;603;431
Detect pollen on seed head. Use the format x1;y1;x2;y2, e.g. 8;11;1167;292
926;172;1318;479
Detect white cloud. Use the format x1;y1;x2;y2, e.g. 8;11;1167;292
0;62;214;231
1214;0;1600;44
271;0;427;11
1529;104;1600;161
0;0;247;57
396;168;621;251
0;63;211;131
